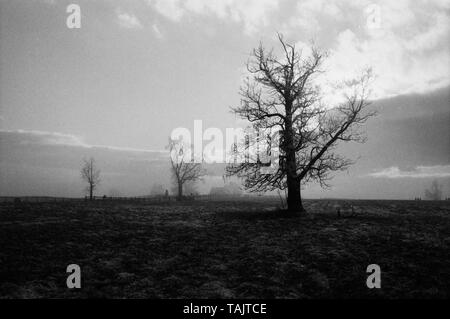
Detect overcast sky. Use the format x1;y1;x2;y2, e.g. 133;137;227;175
0;0;449;198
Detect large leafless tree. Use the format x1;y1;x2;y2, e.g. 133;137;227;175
81;157;101;200
168;138;205;199
227;35;375;213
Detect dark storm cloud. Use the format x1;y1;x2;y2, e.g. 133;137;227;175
302;86;450;199
332;86;450;175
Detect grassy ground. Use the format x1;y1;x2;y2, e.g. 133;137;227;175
0;198;449;298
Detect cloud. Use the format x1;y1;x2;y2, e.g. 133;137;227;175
144;0;448;99
262;0;450;102
0;129;165;154
368;165;450;179
286;0;342;33
308;1;449;100
0;129;88;147
146;0;185;22
146;0;278;35
152;24;164;39
116;10;143;29
90;144;166;155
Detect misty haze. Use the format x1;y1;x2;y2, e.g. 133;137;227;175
0;0;449;302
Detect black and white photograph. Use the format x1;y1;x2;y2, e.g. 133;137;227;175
0;0;449;309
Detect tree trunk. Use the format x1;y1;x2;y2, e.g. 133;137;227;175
177;181;183;200
89;184;93;201
284;101;305;213
287;177;305;213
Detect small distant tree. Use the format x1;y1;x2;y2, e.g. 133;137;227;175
168;138;205;199
81;157;101;200
425;180;442;201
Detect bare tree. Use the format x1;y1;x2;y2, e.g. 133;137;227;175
424;180;442;200
81;157;101;200
168;138;205;199
171;181;199;197
227;34;375;213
